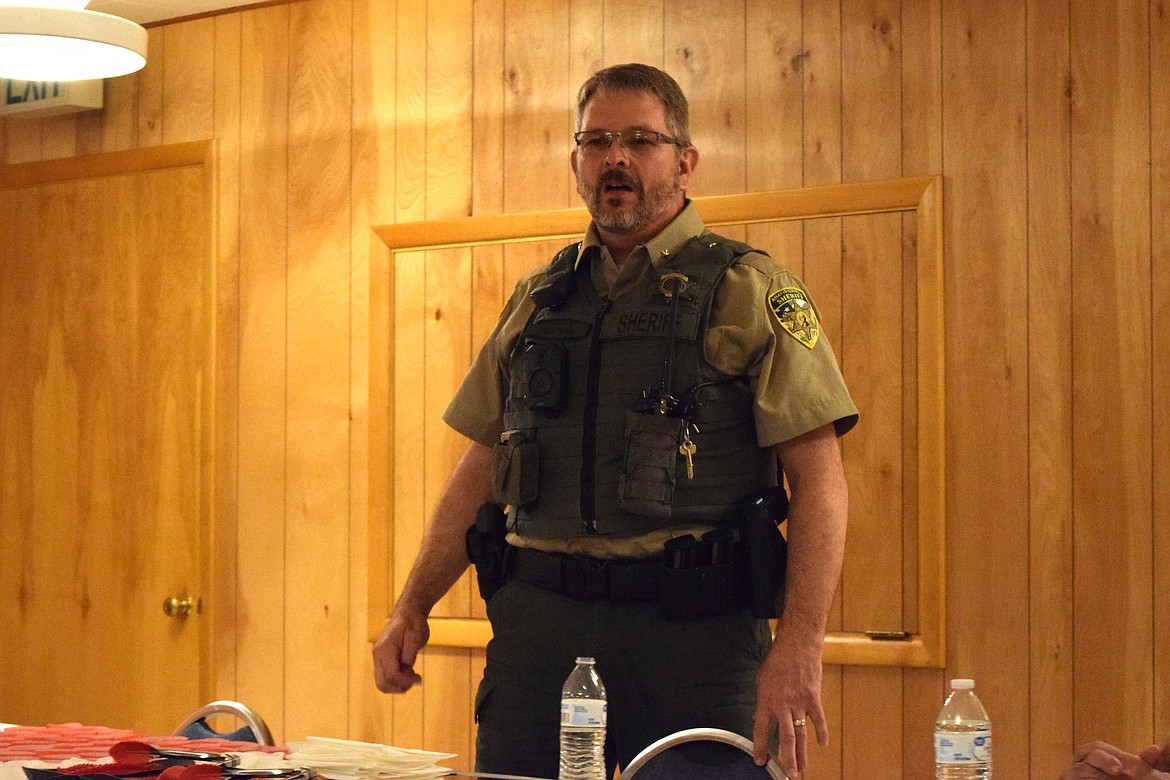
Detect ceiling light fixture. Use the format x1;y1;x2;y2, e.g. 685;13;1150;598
0;0;146;82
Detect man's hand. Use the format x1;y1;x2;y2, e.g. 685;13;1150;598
372;606;430;694
752;629;827;778
752;425;847;777
370;441;494;696
1060;741;1170;780
1143;736;1170;772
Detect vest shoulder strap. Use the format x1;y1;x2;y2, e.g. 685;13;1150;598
699;232;770;263
529;242;581;310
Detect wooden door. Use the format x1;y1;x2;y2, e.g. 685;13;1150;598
0;145;214;733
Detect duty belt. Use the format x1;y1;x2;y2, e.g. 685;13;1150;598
507;546;663;602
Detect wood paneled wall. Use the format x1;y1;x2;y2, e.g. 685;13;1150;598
2;1;1166;777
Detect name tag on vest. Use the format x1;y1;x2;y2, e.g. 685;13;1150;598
602;306;700;341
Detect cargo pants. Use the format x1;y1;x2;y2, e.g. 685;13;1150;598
472;579;772;777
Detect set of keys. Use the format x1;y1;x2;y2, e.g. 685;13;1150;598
679;424;699;479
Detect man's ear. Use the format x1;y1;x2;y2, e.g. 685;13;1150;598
678;145;699;190
571;146;579;178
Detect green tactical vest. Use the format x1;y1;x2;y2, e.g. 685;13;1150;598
498;233;771;540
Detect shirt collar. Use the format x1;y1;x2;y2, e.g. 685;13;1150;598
576;200;706;270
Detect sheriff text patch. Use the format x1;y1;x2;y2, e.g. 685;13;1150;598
768;287;820;349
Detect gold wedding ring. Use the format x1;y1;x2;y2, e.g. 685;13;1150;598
793;718;807;728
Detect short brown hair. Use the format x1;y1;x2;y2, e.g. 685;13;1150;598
576;63;692;146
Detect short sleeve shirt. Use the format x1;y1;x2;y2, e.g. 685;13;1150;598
444;202;858;450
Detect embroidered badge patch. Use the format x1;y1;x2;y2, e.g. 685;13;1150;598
768;287;820;349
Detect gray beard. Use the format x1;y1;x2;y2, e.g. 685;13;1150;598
578;172;681;235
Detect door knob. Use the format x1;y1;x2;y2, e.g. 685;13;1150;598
163;595;201;618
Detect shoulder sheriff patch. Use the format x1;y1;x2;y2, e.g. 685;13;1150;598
768;287;820;349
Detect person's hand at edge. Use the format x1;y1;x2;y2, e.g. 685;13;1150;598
752;628;827;777
372;604;429;693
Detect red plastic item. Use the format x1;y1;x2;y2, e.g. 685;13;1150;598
0;724;284;764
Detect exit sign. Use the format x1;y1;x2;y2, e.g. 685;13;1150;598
1;79;103;118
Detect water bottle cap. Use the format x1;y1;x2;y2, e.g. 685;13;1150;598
950;678;975;689
576;656;595;665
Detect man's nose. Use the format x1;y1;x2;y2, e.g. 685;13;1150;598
603;139;630;166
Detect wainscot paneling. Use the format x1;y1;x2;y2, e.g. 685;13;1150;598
2;1;1167;777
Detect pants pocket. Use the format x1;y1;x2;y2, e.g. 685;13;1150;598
473;678;495;724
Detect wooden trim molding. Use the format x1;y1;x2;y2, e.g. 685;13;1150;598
370;174;946;668
0;140;213;190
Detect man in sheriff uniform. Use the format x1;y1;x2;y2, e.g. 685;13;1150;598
373;63;858;779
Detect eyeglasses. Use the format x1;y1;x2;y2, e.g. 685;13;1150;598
573;129;683;154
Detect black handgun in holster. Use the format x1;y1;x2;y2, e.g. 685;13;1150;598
737;485;789;619
465;502;509;602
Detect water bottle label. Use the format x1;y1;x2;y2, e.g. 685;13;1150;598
935;730;992;764
561;698;606;727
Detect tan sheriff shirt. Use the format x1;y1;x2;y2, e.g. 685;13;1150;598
444;201;858;558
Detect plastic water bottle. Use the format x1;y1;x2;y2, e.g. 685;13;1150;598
559;657;606;780
934;678;992;779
